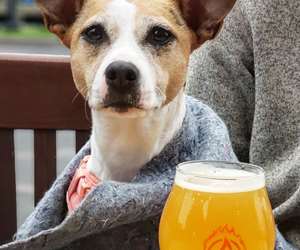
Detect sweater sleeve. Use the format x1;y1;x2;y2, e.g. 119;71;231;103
186;1;254;162
187;1;300;248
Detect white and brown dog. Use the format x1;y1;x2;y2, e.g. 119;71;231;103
37;0;235;211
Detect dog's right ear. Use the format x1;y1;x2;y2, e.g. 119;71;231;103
178;0;236;48
37;0;85;47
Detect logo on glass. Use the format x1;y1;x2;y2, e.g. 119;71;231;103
204;225;247;250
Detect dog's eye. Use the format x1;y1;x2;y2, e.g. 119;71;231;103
82;25;106;44
146;26;175;47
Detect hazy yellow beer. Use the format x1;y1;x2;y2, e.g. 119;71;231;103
159;161;276;250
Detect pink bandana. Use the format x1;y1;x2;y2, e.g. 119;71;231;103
66;156;100;213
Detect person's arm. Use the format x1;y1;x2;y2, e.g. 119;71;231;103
187;1;254;162
186;2;300;249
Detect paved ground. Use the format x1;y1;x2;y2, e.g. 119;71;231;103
0;38;69;55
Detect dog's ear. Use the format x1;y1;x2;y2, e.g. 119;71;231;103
178;0;236;47
37;0;85;47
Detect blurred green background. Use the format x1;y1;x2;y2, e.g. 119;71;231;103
0;0;52;39
0;0;68;54
0;25;50;39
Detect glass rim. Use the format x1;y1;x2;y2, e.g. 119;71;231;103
176;160;265;181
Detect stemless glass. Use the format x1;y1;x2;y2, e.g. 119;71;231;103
159;161;276;250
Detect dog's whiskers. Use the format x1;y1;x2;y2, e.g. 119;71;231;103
72;86;89;103
72;92;81;104
155;86;166;100
84;90;92;123
73;86;92;123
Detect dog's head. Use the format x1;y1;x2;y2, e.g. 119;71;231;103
38;0;235;117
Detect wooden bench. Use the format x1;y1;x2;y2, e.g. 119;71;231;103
0;53;91;244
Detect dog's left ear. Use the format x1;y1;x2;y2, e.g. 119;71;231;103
37;0;85;47
178;0;236;48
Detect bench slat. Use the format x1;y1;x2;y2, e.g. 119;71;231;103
76;130;90;152
0;53;91;130
0;129;17;244
34;130;57;205
0;54;92;243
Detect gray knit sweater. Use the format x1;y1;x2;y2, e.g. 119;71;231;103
187;0;300;248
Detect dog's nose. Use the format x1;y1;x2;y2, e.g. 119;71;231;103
105;61;140;92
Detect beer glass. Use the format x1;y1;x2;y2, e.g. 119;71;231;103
159;161;276;250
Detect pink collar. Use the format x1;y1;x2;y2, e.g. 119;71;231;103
66;155;100;213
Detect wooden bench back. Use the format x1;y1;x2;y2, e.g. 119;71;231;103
0;53;91;244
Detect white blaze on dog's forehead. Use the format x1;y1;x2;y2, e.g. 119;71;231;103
106;0;136;27
91;0;137;104
104;0;138;63
93;0;138;83
91;0;158;109
104;0;138;56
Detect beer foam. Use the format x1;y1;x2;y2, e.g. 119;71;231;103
175;163;265;193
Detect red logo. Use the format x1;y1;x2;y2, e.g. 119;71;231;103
204;224;247;250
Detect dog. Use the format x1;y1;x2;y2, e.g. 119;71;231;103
37;0;236;212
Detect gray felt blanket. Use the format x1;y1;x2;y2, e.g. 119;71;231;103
0;96;295;249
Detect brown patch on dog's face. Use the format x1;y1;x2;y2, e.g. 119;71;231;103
131;0;196;104
67;0;109;96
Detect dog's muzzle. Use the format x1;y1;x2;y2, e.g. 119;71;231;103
103;60;141;111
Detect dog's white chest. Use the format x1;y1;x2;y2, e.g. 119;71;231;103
88;93;186;182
